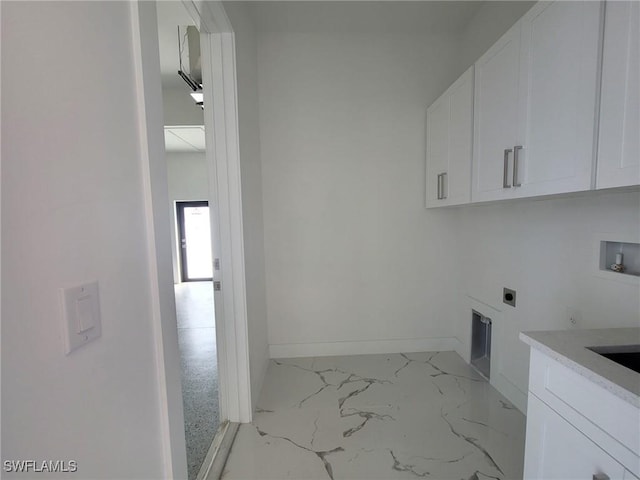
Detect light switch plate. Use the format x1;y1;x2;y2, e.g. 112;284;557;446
61;281;101;354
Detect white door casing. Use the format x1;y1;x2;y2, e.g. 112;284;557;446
132;0;252;477
181;0;253;425
130;2;188;477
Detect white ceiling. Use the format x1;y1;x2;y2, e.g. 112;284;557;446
247;1;485;34
164;126;206;152
157;1;485;86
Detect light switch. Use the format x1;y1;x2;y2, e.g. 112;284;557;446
75;295;95;333
61;281;101;354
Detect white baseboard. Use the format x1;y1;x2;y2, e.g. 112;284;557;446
453;336;470;363
269;337;460;359
491;372;528;415
251;351;270;418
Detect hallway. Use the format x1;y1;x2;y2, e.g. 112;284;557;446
175;281;219;480
221;351;525;480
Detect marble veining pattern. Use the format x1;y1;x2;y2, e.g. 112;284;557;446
221;352;525;480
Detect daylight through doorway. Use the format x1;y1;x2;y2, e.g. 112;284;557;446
177;201;214;282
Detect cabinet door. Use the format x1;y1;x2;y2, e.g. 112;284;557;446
446;67;473;206
597;1;640;189
515;1;602;198
425;94;449;208
524;395;626;480
425;67;473;208
472;23;521;202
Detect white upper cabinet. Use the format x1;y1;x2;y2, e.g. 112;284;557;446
472;1;603;203
516;1;602;197
596;1;640;189
425;66;473;208
472;23;522;202
426;90;450;207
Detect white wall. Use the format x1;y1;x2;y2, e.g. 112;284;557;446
456;1;535;75
163;85;204;126
1;2;173;477
166;152;209;283
254;2;639;409
452;192;640;411
224;2;270;410
257;30;463;356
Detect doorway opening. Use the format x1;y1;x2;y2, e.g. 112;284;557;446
176;201;213;282
156;3;221;479
134;0;253;476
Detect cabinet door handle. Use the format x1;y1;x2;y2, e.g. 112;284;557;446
441;172;447;199
503;148;513;188
436;173;442;200
513;145;523;187
592;474;610;480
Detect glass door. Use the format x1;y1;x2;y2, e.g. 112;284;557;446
176;201;213;282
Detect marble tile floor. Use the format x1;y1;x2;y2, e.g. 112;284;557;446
175;281;220;480
221;351;525;480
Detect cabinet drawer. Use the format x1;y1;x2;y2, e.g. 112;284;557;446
529;349;640;475
525;394;626;480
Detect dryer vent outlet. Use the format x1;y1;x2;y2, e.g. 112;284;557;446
503;288;516;307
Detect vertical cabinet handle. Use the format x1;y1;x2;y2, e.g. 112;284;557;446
441;172;447;199
436;173;442;200
503;148;513;188
436;173;447;200
513;145;523;187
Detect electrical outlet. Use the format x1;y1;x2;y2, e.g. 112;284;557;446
566;307;582;329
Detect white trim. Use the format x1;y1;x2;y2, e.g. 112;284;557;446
269;337;461;359
130;3;188;478
492;373;528;414
0;1;3;459
200;422;240;480
195;421;239;480
183;0;232;34
252;350;270;409
185;1;253;424
453;336;471;364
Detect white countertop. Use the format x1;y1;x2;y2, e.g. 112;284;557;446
520;328;640;408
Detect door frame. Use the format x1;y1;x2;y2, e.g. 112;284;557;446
175;200;213;282
130;1;252;477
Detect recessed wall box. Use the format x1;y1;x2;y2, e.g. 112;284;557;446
599;240;639;277
503;288;516;307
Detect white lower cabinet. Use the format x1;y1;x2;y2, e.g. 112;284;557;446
524;349;640;480
524;395;626;480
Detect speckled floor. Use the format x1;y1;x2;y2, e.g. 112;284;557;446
175;281;220;480
221;351;525;480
